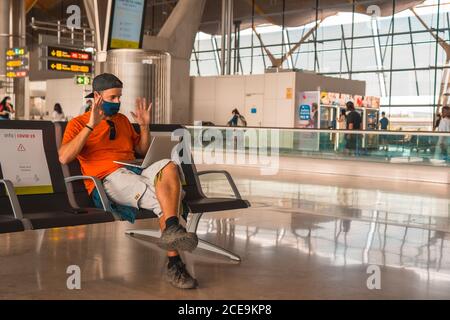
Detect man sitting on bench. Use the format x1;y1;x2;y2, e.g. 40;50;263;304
58;73;199;289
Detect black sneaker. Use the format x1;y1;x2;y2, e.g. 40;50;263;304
165;261;198;289
157;224;198;252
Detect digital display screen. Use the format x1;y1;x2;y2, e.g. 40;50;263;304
109;0;147;49
47;59;92;73
47;46;93;61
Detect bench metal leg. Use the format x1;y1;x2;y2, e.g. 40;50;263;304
197;239;241;261
188;212;241;261
186;212;202;233
125;212;241;261
125;229;161;238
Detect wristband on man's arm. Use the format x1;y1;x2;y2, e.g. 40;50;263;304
85;124;94;131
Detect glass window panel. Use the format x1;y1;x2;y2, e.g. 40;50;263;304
351;72;382;97
416;69;437;96
352;47;378;71
251;54;266;74
412;42;437;68
393;16;411;33
390;71;419;96
319;49;343;73
295;50;315;71
392;43;415;69
352;21;373;37
259;30;284;45
199;59;218;76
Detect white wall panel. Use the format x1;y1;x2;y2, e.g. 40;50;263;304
46;79;87;120
214;76;245;126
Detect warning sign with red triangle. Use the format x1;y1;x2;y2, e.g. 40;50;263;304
17;144;26;151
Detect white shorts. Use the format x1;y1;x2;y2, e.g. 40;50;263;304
102;159;185;218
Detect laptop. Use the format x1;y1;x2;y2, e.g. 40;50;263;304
114;135;180;169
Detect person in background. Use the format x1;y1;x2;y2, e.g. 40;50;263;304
0;96;15;120
434;112;442;131
227;108;247;127
337;108;347;151
80;100;93;115
346;101;361;131
338;109;347;130
227;108;239;126
438;107;450;132
52;103;66;122
378;111;389;151
345;101;362;155
311;103;319;128
436;106;450;161
379;112;389;130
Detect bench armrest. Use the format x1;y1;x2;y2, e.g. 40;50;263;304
64;176;118;219
0;179;24;219
196;170;242;199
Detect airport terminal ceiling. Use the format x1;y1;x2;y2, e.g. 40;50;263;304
24;0;426;33
198;0;426;34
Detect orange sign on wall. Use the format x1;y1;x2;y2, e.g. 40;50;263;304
286;88;293;99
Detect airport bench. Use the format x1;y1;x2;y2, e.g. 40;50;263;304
55;122;250;261
0;172;25;233
0;120;115;233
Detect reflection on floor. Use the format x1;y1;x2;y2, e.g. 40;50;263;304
0;167;449;299
198;165;450;233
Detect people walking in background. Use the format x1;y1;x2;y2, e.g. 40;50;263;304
52;103;66;122
0;96;15;120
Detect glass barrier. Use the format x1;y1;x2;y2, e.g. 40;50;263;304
185;126;450;167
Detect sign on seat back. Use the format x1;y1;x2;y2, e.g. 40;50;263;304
0;121;72;213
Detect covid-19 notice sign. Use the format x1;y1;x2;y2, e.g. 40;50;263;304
0;129;53;195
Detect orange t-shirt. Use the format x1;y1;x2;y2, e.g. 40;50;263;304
62;112;141;194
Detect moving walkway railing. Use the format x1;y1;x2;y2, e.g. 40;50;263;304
185;126;450;167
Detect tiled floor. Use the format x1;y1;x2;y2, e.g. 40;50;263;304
0;167;449;299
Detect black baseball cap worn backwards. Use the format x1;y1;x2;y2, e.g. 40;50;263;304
85;73;123;98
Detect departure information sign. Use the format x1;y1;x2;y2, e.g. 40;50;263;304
47;46;92;62
6;58;29;68
47;59;92;73
6;70;28;78
109;0;147;49
5;47;29;78
6;47;27;57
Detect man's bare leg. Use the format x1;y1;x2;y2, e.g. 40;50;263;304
155;162;198;252
155;162;181;223
154;162;198;289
